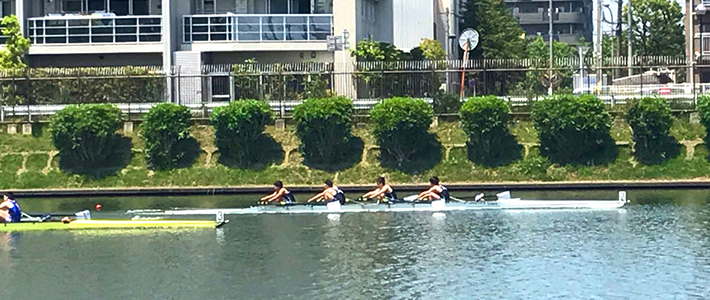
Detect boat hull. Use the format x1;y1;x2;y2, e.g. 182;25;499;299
133;199;626;216
0;220;222;232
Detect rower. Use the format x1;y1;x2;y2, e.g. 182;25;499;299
361;176;397;203
417;176;450;202
0;193;22;223
260;181;297;205
308;180;346;205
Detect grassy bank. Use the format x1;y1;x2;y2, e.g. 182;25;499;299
0;118;708;190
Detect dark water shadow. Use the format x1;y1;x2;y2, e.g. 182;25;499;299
218;134;284;170
634;135;681;165
379;132;442;174
302;137;364;172
467;132;523;167
58;134;132;179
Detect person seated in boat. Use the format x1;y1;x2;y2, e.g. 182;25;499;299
308;180;346;205
0;193;22;223
361;177;397;203
417;176;450;202
260;181;297;205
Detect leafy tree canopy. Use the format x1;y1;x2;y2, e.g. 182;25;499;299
460;0;526;59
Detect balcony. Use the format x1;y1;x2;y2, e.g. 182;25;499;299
27;15;162;55
182;14;333;52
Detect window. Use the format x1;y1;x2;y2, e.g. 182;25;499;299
0;1;9;17
63;0;82;12
88;0;106;11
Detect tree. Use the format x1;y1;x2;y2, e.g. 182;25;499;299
351;37;407;62
623;0;684;57
511;36;574;98
0;15;29;69
460;0;526;59
411;39;446;61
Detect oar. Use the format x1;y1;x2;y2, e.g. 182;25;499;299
449;196;466;203
403;194;420;202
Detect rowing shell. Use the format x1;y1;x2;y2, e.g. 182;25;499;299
2;210;229;232
129;191;629;216
0;219;226;232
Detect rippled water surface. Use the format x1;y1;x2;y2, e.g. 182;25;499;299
2;191;710;299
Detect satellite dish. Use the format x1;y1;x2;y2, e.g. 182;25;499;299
459;29;479;51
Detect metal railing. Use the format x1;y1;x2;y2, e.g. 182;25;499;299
182;14;333;43
27;15;162;45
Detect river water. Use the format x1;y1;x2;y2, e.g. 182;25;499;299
1;190;710;299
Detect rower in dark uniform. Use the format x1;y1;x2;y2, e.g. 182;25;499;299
417;176;450;202
308;180;346;205
362;176;398;203
260;181;297;205
0;193;21;223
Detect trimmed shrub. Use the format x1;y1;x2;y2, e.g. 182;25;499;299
626;97;680;164
531;94;617;165
433;91;462;114
50;104;131;177
460;96;522;167
370;97;440;172
211;100;276;168
698;95;710;156
141;103;198;170
292;96;356;167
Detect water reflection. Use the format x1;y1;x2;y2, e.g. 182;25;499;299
3;195;710;299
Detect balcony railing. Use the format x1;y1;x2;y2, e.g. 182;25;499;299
27;15;161;45
183;14;333;43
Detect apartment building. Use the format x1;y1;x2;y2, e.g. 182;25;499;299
505;0;592;44
2;0;451;70
687;0;710;83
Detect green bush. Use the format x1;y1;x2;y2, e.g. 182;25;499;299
50;104;131;177
141;103;198;170
626;97;679;164
0;67;165;106
211;100;275;168
460;96;522;167
433;91;462;114
698;95;710;155
531;94;617;165
370;97;440;172
293;96;355;167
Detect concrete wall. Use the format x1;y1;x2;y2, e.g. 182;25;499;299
29;53;162;67
392;0;433;51
206;51;333;64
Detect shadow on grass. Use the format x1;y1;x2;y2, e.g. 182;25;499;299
218;134;284;170
467;132;523;167
379;133;442;174
540;133;618;166
302;137;364;172
634;135;681;165
173;137;202;169
57;134;132;179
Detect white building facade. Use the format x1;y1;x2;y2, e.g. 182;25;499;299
2;0;454;70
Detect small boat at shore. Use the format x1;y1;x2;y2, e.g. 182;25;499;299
129;191;629;216
1;210;228;232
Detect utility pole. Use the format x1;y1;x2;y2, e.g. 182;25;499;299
596;0;603;88
627;1;633;76
616;0;622;57
548;0;554;95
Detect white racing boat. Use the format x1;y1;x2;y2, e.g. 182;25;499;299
128;191;629;216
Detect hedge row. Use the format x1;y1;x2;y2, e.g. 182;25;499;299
48;95;694;177
1;67;164;106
